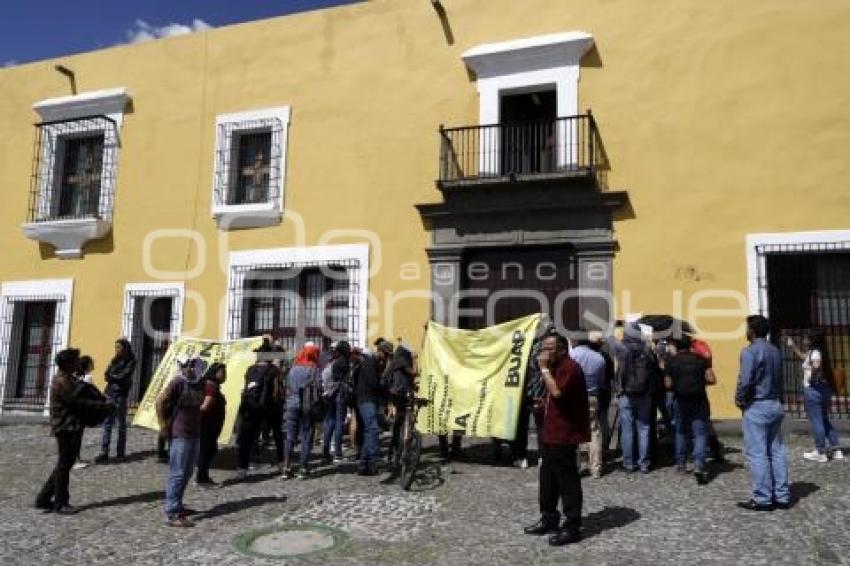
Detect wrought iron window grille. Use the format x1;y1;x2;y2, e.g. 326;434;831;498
28;115;119;223
0;294;66;408
214;117;284;208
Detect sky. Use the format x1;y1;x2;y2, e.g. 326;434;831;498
0;0;359;67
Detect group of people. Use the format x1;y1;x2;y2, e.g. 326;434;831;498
34;314;844;537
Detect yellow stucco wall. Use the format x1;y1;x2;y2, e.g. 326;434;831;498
1;0;849;416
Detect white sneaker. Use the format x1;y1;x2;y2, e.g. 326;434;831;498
832;449;844;460
803;450;828;463
513;458;529;469
72;461;89;470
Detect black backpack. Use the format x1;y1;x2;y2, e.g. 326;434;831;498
623;348;655;394
299;372;325;423
671;353;707;398
240;364;268;414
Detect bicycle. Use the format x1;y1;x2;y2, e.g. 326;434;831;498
399;392;429;490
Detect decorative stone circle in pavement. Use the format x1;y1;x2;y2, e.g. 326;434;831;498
233;523;348;559
279;490;440;542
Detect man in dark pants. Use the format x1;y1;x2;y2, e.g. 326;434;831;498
36;348;114;514
351;347;381;475
235;341;278;479
524;333;590;546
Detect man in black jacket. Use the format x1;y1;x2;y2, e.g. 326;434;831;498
351;348;381;475
96;338;136;463
36;348;114;514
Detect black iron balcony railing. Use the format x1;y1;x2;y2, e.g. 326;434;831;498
438;113;604;188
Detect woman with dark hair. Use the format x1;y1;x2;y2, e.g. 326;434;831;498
787;332;844;462
196;363;227;487
95;338;136;463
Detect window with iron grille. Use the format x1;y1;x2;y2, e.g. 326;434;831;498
240;267;350;354
29;116;118;222
122;286;182;406
0;295;66;408
212;107;289;217
227;259;360;354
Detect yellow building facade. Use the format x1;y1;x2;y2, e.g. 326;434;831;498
1;0;849;418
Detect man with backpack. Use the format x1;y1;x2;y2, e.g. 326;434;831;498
235;340;280;479
616;324;659;474
322;341;351;464
155;356;207;527
664;335;715;484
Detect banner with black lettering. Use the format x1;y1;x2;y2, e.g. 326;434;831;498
133;336;263;443
415;314;540;441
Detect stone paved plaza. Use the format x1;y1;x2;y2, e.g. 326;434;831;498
1;421;848;565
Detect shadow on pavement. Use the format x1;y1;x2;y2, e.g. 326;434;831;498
194;495;287;521
705;460;745;483
220;471;281;487
581;506;641;540
789;481;820;506
78;490;164;511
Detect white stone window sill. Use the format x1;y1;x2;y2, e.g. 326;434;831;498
21;217;111;259
212;202;281;230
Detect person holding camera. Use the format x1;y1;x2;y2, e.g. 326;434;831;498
523;333;590;546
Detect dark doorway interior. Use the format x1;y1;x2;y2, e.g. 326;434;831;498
763;249;850;418
11;301;57;405
131;296;174;405
499;89;557;176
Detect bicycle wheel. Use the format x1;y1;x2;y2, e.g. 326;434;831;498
400;430;421;491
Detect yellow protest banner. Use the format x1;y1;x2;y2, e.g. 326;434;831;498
133;336;263;443
416;314;540;441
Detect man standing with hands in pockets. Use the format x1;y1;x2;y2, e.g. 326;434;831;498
524;332;590;546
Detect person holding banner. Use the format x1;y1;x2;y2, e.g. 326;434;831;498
524;333;590;546
156;356;206;527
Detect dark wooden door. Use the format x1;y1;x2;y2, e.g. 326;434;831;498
460;247;577;330
15;301;57;403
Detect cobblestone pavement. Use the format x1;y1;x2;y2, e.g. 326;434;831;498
1;422;849;565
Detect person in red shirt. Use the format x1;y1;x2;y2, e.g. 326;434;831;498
524;332;590;546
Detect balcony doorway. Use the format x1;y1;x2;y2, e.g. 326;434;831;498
499;89;556;176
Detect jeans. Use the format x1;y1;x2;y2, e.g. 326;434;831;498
675;398;708;470
743;399;790;506
284;407;314;470
164;437;199;519
322;390;345;458
101;392;128;457
358;401;380;470
36;431;83;509
803;384;840;454
538;443;583;530
619;393;651;471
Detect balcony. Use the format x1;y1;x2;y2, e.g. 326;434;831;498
437;113;605;190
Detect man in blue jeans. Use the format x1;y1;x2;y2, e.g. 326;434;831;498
616;326;658;474
351;348;381;476
156;356;206;527
735;315;790;511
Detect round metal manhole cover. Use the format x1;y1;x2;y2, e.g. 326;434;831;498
234;523;348;559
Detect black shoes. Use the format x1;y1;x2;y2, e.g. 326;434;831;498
549;528;581;546
694;471;708;485
736;499;773;512
34;501;53;513
54;505;78;515
773;500;792;510
94;454;108;464
523;517;559;536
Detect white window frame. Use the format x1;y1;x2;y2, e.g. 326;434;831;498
121;282;185;341
0;278;74;416
462;31;594;174
224;244;369;347
211;106;291;230
745;230;850;315
23;88;130;259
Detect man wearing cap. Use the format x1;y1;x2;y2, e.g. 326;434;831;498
156;355;207;527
